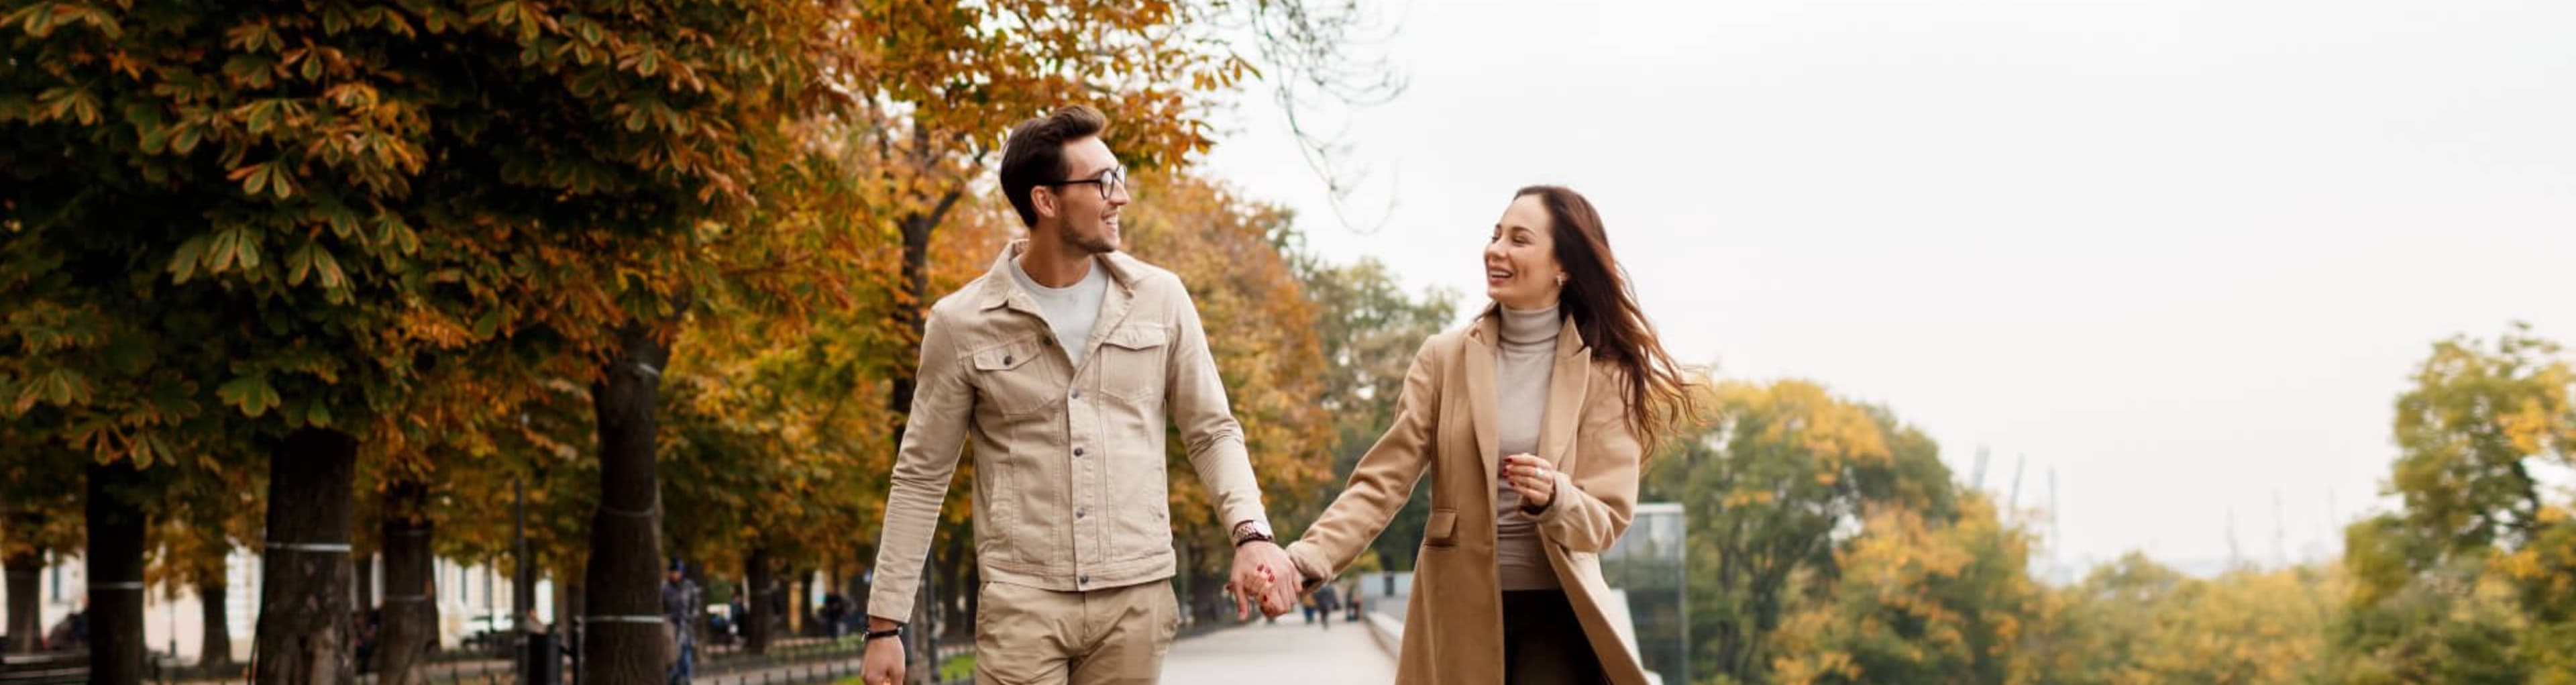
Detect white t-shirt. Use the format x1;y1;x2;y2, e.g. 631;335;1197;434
1008;255;1111;367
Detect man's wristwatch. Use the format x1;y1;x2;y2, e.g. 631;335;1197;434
1230;519;1275;547
864;625;903;642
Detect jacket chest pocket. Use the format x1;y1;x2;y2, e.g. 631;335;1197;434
971;337;1059;417
1096;324;1169;406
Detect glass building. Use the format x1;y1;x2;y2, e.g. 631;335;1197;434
1601;502;1686;685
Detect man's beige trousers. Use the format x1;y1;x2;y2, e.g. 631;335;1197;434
974;580;1179;684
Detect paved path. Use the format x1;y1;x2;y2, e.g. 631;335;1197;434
1161;617;1395;684
692;657;865;685
247;623;1391;684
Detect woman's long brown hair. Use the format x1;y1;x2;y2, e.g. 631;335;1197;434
1493;185;1704;452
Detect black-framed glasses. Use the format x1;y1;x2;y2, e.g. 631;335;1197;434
1046;166;1128;201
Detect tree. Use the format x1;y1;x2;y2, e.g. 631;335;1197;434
0;430;80;654
2330;551;2530;685
2336;323;2574;682
1770;495;2051;685
148;456;262;670
1119;170;1334;623
1;2;835;682
83;460;154;684
2029;554;2341;685
839;3;1398;666
651;121;938;652
1294;254;1456;572
1644;380;1929;684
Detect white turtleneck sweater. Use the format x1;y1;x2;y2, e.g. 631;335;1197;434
1494;303;1562;591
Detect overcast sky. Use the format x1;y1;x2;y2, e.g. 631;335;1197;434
1195;0;2576;574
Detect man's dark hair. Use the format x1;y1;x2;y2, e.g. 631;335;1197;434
998;105;1110;227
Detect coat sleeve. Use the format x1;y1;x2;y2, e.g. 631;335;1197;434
1285;337;1446;586
1527;365;1641;553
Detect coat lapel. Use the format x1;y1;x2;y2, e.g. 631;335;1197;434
1466;316;1502;495
1537;317;1591;470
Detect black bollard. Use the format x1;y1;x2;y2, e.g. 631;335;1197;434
521;631;561;685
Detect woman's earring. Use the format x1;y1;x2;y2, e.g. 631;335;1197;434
1555;274;1567;287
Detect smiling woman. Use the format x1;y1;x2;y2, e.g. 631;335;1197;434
1489;186;1701;454
1284;185;1703;685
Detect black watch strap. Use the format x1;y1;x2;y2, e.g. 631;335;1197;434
864;627;902;642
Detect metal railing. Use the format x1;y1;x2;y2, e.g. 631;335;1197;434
152;633;936;685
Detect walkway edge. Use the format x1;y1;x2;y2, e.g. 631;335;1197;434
1363;611;1403;661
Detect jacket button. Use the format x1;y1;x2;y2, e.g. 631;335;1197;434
1078;574;1089;585
1073;447;1085;457
1076;508;1087;519
1071;388;1081;400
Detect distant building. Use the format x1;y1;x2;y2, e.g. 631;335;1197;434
0;549;553;664
1601;502;1686;685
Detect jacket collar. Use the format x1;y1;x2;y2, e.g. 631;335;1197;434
975;238;1137;313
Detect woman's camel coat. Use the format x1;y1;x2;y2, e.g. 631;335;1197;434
1285;315;1649;685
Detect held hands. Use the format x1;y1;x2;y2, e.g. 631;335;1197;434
1228;540;1302;620
859;617;905;685
1503;454;1558;509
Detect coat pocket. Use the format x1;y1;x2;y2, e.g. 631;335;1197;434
1422;509;1459;547
1097;323;1170;406
970;337;1055;417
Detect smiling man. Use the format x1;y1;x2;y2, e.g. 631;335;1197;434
859;105;1300;685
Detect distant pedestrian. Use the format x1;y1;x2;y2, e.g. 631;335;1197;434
1313;582;1340;631
821;593;850;639
1344;579;1364;623
42;596;86;651
663;560;702;685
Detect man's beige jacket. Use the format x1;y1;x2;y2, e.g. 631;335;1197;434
867;240;1267;621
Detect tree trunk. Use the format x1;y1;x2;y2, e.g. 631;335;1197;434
582;323;674;685
253;427;358;685
3;512;40;655
84;462;147;685
936;531;975;643
557;582;582;679
555;581;580;636
197;582;233;669
894;206;949;685
745;547;772;654
354;556;375;615
374;479;436;684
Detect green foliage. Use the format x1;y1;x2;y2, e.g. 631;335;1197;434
2330;323;2575;682
0;0;833;469
1120;170;1334;588
16;7;2564;684
1644;380;1952;684
1292;253;1456;570
1772;496;2050;685
2328;553;2530;685
2040;555;2341;685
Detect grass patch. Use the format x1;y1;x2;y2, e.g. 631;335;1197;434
823;653;972;684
